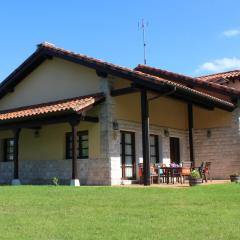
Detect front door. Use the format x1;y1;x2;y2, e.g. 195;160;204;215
170;137;180;164
120;131;136;179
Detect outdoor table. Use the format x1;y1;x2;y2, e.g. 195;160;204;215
158;167;182;184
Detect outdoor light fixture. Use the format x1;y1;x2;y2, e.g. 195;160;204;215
112;120;119;131
34;129;40;138
164;129;169;137
207;129;211;138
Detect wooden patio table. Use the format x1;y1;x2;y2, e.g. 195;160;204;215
157;166;182;184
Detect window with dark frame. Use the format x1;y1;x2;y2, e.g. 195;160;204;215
150;134;159;164
4;138;15;162
66;131;88;159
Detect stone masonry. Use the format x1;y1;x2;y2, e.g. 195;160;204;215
194;108;240;179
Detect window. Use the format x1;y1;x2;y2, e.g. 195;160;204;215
150;135;159;164
66;131;88;159
120;131;136;179
4;138;15;161
170;137;180;164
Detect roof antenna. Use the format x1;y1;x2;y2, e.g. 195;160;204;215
138;18;148;65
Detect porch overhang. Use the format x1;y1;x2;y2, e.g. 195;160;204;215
0;92;104;130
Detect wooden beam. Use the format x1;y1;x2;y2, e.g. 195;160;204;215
96;70;108;78
13;128;21;180
69;119;80;180
188;103;195;166
141;88;151;186
111;87;138;97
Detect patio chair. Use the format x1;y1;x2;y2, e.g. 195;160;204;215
138;163;143;184
156;165;166;184
199;162;212;182
171;167;181;184
180;161;192;183
150;164;158;184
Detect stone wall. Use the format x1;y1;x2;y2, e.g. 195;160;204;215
194;109;240;179
0;158;109;185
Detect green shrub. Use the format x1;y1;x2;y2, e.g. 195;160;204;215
52;177;59;186
190;170;201;179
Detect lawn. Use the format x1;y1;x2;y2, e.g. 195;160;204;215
0;184;239;240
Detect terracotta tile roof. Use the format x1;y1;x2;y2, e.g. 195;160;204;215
0;42;237;111
0;93;104;121
197;70;240;84
134;64;240;97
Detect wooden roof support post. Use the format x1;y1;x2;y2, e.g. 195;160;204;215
141;88;151;186
12;128;21;185
188;103;195;167
69;118;81;186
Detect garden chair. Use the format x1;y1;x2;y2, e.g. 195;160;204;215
138;163;143;184
199;162;212;182
180;161;192;183
156;164;166;184
150;164;158;184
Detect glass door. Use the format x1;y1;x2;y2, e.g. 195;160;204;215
120;131;136;179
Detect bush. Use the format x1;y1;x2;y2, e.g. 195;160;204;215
52;177;59;186
190;170;201;179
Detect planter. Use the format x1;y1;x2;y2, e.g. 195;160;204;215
230;175;240;183
189;178;202;186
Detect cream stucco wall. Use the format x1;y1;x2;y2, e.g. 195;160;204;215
114;93;188;129
113;77;233;130
0;122;100;161
0;58;101;110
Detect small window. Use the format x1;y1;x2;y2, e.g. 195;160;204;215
66;131;88;159
150;135;159;164
4;138;15;162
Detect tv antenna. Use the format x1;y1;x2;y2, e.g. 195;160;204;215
138;19;148;65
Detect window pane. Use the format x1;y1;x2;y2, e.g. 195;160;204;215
82;148;88;157
150;146;156;156
81;141;88;148
8;155;14;161
125;145;132;155
125;133;132;144
125;167;133;178
151;156;156;164
150;136;155;145
125;156;133;165
81;135;88;140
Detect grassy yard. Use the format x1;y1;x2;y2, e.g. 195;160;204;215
0;184;239;240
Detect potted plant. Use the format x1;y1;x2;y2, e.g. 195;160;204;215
189;170;202;186
230;173;240;183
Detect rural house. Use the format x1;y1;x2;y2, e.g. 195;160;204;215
0;42;239;186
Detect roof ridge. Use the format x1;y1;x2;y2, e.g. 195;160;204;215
198;70;240;79
135;64;240;94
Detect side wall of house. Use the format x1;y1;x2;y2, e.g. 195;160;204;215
0;58;101;110
194;108;240;179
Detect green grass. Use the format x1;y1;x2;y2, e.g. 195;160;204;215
0;184;239;240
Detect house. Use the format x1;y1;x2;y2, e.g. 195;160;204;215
0;42;239;186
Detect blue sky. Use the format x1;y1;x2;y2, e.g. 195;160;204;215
1;0;240;81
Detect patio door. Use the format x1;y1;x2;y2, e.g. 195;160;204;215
120;131;136;179
170;137;180;164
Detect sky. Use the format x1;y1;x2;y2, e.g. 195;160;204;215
1;0;240;81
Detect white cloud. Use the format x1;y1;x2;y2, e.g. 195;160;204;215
196;57;240;73
223;29;240;37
